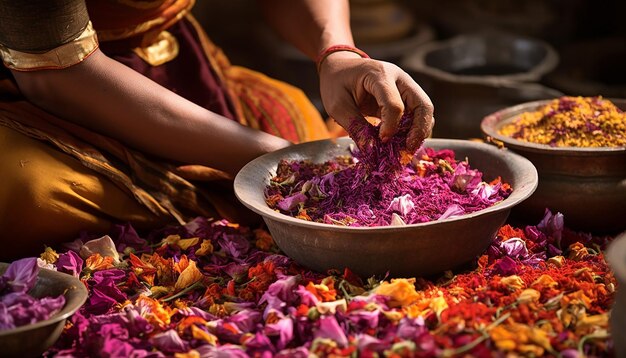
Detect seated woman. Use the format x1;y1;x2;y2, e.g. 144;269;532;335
0;0;434;260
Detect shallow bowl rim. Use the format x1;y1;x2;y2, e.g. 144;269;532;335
481;98;626;155
0;263;88;337
400;32;559;84
234;137;538;233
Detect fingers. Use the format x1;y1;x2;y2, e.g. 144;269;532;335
407;106;434;152
396;73;434;151
362;74;405;142
330;102;373;151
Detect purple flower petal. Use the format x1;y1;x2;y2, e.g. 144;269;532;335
387;194;415;216
243;331;274;354
218;234;251;259
437;204;465;221
500;238;529;259
2;257;39;293
347;309;379;330
149;329;188;353
265;316;294;350
228;309;262;333
491;256;519;276
315;315;348;347
277;192;308;211
259;275;299;318
56;251;84;277
355;334;386;353
195;344;249;358
538;209;564;243
275;347;309;358
112;223;149;254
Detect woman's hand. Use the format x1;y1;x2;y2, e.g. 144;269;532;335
319;51;434;152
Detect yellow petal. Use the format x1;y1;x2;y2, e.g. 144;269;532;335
430;296;449;317
150;286;173;296
374;278;419;307
40;246;59;264
500;275;525;290
531;275;558;289
517;288;541;304
576;313;609;331
547;256;565;267
175;351;200;358
162;234;181;246
195;240;214;256
175;260;203;290
177;237;200;250
192;325;218;345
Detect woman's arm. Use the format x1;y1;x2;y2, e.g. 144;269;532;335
258;0;434;151
258;0;354;57
12;49;290;176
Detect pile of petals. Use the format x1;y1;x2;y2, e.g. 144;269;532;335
0;258;66;330
266;113;511;226
39;209;615;357
347;112;417;174
265;146;511;226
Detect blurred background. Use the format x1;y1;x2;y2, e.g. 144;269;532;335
192;0;626;139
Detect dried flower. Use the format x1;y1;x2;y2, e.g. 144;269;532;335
0;258;65;330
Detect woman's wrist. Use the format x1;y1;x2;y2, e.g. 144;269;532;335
315;44;369;72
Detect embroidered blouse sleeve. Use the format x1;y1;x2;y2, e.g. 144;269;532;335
0;0;98;71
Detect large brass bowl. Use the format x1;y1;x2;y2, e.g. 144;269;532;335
481;99;626;234
234;138;538;278
0;263;88;358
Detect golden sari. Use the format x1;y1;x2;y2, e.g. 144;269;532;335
0;0;329;257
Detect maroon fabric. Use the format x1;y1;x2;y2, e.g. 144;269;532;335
99;18;238;121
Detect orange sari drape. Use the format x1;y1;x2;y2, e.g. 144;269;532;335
0;2;329;232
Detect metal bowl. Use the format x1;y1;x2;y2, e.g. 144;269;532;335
606;231;626;358
0;263;88;358
401;32;561;139
481;99;626;234
234;138;538;277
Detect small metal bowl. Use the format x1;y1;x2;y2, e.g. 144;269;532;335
606;231;626;358
234;138;538;277
0;263;88;358
481;99;626;233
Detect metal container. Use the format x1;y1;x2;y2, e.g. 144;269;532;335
606;231;626;358
401;32;561;139
0;263;88;358
545;37;626;99
234;138;538;278
481;99;626;234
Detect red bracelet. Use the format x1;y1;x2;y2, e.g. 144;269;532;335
315;44;370;72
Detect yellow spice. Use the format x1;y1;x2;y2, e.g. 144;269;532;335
499;96;626;147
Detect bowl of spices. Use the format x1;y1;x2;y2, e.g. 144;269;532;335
235;120;537;277
481;96;626;233
0;258;88;357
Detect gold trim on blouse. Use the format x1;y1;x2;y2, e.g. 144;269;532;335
0;21;99;71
